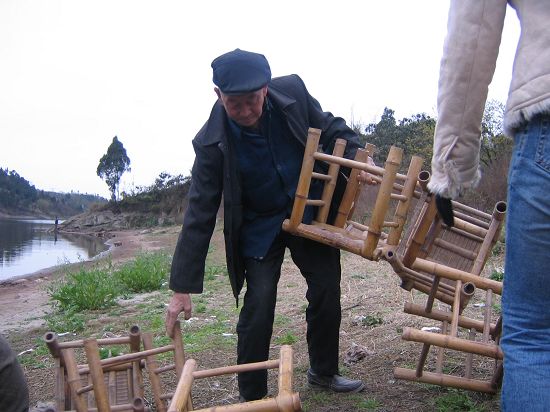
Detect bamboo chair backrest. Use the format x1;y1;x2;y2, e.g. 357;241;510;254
282;127;424;260
167;345;301;412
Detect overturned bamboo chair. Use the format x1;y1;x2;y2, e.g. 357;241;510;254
282;127;424;260
168;345;301;412
45;322;188;412
386;195;507;393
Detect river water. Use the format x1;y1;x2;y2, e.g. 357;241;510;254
0;218;108;281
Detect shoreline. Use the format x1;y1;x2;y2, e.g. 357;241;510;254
0;232;117;285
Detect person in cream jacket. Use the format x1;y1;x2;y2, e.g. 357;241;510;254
429;1;550;410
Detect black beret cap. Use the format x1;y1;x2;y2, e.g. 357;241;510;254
212;49;271;95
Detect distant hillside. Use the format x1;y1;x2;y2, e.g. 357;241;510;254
61;172;192;231
0;167;107;218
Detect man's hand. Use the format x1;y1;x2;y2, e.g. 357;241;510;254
435;194;455;227
357;156;378;185
165;292;192;337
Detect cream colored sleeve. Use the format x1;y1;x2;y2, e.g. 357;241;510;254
428;0;507;198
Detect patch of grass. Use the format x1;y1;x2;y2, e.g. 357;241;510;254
492;303;502;315
489;269;504;282
434;390;485;412
273;314;291;327
115;251;171;292
275;332;298;345
17;338;52;370
348;394;381;410
195;303;207;313
183;319;236;353
46;311;88;333
48;265;120;311
361;314;383;327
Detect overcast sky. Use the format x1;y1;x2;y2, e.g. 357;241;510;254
0;1;520;199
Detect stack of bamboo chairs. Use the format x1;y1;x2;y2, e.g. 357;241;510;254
282;127;506;393
45;324;301;412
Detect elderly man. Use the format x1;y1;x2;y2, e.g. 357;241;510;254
166;49;365;401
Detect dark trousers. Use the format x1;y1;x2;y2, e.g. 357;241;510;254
237;231;342;400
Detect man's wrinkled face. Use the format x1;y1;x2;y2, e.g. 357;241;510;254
215;86;268;129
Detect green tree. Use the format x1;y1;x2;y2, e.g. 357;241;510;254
97;136;131;201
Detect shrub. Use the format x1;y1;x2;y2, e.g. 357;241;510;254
48;265;120;311
114;251;171;293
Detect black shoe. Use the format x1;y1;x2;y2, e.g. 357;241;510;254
307;369;365;393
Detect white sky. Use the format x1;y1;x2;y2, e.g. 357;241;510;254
0;1;520;199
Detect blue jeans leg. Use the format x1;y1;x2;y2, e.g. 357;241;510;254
501;114;550;411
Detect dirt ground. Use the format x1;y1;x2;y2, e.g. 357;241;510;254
1;224;503;411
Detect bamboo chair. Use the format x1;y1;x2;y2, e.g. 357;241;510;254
167;345;301;412
45;322;189;412
282;127;424;260
385;196;507;393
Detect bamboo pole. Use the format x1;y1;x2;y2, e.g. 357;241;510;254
84;339;111;412
436;321;448;373
459;282;476;313
412;258;503;294
483;290;493;343
62;348;89;412
471;202;507;276
394;368;496;393
433;238;477;261
453;211;491;230
334;148;368;227
142;333;168;412
132;397;145;412
189;393;302;412
316;139;346;223
402;196;438;267
451;201;492;220
453;218;488;238
192;360;280;379
416;344;430;377
167;359;196;412
128;325;144;400
363;146;403;257
450;280;462;336
464;329;477;379
387;155;423;246
402;328;503;359
278;346;293;394
288;128;321;231
403;302;496;335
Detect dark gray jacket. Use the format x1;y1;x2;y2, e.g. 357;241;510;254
169;74;361;300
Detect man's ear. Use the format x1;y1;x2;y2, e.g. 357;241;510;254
262;85;268;97
214;87;222;100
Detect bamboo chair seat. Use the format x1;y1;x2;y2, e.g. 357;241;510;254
168;345;301;412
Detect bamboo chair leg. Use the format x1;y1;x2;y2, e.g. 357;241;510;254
416;344;430;378
61;348;89;412
450;280;462;337
482;290;493;343
436;321;448;374
168;359;197;412
363;146;403;257
387;155;423;246
142;333;168;412
278;345;293;394
464;329;477;379
288;128;321;231
84;338;111;412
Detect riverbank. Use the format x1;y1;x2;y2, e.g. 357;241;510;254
0;225;181;333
